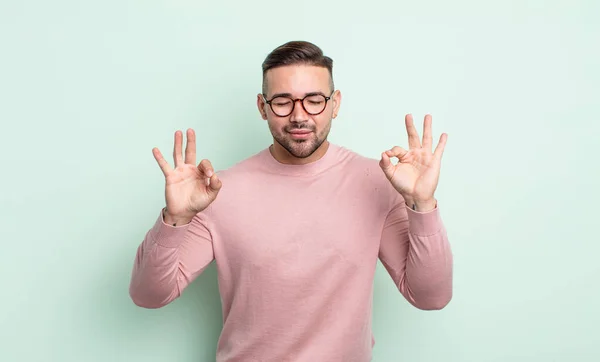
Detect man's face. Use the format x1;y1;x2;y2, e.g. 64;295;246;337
257;64;341;161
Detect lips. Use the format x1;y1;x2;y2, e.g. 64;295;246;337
287;129;313;139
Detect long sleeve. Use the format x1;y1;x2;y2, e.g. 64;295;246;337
378;194;453;310
128;208;215;309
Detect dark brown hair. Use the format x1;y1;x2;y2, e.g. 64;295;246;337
262;40;334;95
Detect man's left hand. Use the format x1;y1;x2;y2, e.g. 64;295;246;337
379;114;447;212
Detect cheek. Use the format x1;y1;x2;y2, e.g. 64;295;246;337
314;112;333;128
267;117;285;131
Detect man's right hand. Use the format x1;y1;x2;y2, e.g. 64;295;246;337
152;128;222;226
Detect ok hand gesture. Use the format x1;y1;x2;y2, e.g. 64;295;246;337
379;114;447;212
153;129;222;225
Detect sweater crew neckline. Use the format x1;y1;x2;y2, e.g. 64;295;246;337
259;142;340;176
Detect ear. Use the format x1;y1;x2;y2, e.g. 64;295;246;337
332;90;342;119
257;93;268;120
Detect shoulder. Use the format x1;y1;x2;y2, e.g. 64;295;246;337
198;149;266;217
332;144;403;203
213;148;267;182
335;144;387;181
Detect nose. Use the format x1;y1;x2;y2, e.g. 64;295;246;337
290;99;309;123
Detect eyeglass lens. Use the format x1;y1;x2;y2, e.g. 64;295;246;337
270;95;327;116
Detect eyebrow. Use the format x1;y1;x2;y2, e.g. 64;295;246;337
269;91;328;99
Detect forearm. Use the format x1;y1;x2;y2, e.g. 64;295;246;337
401;208;453;310
128;211;191;308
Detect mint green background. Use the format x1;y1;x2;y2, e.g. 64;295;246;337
1;1;598;361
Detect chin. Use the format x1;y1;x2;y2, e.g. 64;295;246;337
289;147;317;159
284;138;322;158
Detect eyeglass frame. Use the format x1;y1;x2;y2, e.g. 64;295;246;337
262;90;335;117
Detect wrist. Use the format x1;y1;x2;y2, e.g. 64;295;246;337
403;196;437;212
162;208;194;226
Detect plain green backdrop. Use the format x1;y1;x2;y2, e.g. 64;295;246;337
1;0;598;361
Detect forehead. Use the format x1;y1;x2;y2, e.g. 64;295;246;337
265;64;330;97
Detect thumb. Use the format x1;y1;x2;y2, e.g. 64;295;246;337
379;152;394;178
207;173;222;193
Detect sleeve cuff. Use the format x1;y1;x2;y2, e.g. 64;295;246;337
147;208;192;248
406;203;444;236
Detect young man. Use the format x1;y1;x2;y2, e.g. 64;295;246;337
129;41;453;362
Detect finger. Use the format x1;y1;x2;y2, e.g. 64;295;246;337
185;128;196;165
173;130;184;168
379;152;394;179
152;147;172;177
386;145;409;160
422;114;433;151
379;151;392;169
405;114;421;149
433;133;448;160
207;173;223;192
198;159;215;178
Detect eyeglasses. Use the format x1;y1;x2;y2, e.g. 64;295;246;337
263;91;334;117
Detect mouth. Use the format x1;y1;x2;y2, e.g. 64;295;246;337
287;130;313;139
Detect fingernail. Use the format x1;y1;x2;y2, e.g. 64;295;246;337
207;170;213;177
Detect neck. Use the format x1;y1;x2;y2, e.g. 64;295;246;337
269;140;330;165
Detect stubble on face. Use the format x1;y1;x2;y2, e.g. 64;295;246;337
268;118;331;159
